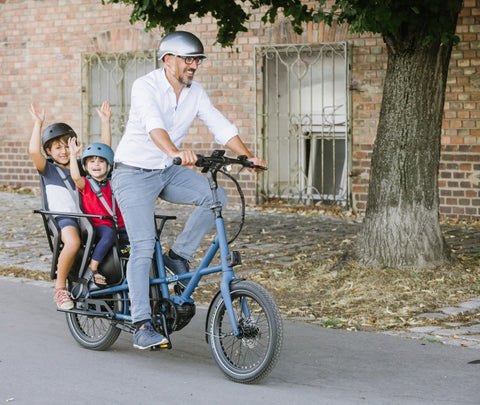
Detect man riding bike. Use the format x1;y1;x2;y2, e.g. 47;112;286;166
111;31;266;349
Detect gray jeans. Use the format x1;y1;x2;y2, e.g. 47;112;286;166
111;164;227;323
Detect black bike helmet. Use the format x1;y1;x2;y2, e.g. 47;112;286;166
42;123;77;152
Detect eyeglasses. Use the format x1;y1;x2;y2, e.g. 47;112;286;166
177;56;204;65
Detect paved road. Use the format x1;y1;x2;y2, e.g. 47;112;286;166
1;277;480;405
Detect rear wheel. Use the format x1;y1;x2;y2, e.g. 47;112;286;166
66;293;123;351
207;280;283;383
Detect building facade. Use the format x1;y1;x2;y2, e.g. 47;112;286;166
0;0;479;217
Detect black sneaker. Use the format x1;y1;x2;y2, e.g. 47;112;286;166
133;322;168;349
163;251;189;288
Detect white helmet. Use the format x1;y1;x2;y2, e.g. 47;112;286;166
157;31;206;61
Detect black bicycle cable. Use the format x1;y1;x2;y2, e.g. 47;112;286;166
219;167;246;244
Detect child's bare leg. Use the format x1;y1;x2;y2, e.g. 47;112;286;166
88;259;106;285
55;225;81;289
89;259;100;271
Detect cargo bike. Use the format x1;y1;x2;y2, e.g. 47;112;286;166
34;150;283;383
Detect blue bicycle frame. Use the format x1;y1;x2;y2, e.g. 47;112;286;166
88;170;242;336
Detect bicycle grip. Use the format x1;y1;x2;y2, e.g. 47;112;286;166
173;157;182;165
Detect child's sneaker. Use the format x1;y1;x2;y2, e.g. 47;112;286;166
54;288;74;310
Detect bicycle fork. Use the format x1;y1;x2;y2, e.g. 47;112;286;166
215;214;241;336
206;168;242;336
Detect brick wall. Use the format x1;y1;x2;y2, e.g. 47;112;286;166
0;0;137;187
349;34;387;213
1;0;479;218
348;1;480;218
438;1;480;218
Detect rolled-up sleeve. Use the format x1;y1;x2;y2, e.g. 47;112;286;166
196;89;238;145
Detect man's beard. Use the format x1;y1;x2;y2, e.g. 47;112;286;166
165;62;195;87
179;70;194;87
180;77;192;88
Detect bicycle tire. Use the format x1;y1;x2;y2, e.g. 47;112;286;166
66;293;122;351
207;280;283;383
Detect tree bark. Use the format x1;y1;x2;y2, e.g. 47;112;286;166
355;21;458;269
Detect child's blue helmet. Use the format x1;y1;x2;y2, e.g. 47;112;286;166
81;143;114;176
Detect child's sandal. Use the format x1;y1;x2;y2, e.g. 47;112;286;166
91;270;107;287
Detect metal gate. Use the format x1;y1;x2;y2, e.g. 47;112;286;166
81;50;158;149
255;42;350;206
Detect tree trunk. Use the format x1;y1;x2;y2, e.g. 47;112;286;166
355;24;458;269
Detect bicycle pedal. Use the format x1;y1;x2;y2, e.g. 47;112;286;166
150;342;172;351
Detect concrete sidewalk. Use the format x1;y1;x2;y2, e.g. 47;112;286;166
1;190;480;348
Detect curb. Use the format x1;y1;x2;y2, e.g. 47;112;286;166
383;297;480;348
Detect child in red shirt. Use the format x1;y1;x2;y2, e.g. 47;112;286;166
69;139;127;286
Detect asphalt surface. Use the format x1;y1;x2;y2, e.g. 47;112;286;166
1;277;480;405
1;190;480;348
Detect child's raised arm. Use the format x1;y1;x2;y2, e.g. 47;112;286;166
68;137;85;191
97;101;112;147
28;103;47;173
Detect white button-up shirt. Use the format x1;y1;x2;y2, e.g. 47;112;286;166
115;68;238;169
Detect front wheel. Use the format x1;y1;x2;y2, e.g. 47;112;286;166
207;280;283;383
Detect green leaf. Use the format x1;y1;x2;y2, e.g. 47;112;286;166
101;0;464;48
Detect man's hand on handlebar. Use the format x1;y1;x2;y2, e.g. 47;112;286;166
173;150;198;168
247;157;267;173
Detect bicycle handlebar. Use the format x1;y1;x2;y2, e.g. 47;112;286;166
172;150;263;244
172;150;267;171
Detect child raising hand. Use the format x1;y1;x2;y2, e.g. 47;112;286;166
68;137;127;287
